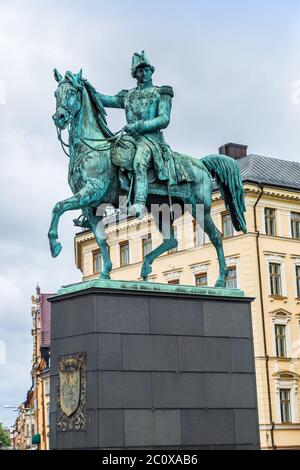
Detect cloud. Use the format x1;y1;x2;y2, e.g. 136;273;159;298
1;0;300;426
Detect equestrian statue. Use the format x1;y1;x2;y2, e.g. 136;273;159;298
49;51;247;287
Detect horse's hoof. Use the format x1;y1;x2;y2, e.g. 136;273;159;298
141;263;152;280
51;242;62;258
99;273;110;280
129;203;146;219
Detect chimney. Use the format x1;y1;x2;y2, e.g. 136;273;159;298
218;142;248;159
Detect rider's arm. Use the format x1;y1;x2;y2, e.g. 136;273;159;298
96;90;127;109
137;86;173;133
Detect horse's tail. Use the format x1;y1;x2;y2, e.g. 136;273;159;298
201;154;247;233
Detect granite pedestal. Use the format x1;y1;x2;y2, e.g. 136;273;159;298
49;280;260;450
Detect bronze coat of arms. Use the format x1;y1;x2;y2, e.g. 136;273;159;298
59;357;81;416
57;353;86;431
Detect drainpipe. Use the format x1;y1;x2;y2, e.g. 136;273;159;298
254;184;276;449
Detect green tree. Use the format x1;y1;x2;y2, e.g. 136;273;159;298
0;422;11;448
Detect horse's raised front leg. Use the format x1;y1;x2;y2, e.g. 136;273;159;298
204;212;228;288
48;191;97;258
140;211;177;280
85;211;112;279
48;195;83;257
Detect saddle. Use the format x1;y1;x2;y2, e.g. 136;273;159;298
110;135;195;193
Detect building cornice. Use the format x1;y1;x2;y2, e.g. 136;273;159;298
263;251;287;257
75;230;93;243
244;184;300;201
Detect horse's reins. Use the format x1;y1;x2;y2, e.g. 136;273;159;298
56;126;125;158
74;128;127;152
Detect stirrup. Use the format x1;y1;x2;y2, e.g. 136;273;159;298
73;215;91;229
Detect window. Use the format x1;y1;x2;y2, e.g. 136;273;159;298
142;234;152;258
275;324;287;357
280;389;292;423
269;263;282;296
275;374;298;423
222;212;234;238
193;220;202;246
265;208;276;236
195;273;208;287
93;250;102;274
296;266;300;298
168;279;179;285
44;379;50;396
226;266;237;288
168;227;178;254
291;212;300;239
120;242;129;267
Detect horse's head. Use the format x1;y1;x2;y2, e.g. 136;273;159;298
52;69;83;130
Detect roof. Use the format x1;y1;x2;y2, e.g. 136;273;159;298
39;293;53;348
237;153;300;191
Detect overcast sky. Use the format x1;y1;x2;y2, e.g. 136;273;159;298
1;0;300;427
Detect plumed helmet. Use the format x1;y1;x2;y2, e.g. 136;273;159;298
131;50;155;78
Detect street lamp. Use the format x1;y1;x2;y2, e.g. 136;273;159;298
3;405;19;411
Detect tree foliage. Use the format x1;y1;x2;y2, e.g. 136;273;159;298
0;422;11;448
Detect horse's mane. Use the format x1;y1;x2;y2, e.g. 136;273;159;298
64;71;114;138
84;79;114;138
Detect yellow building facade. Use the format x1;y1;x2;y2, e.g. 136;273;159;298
74;146;300;449
14;289;52;450
29;288;51;450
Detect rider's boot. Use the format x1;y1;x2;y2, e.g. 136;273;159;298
130;174;148;218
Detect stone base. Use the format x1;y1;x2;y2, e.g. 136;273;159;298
49;280;260;449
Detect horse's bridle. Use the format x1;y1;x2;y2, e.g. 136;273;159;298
54;80;125;157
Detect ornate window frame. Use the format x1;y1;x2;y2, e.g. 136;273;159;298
269;309;292;358
92;249;102;274
190;262;210;287
221;210;236;238
142;233;152;259
192;219;205;248
119;240;130;267
263;207;277;236
163;269;183;284
225;256;239;289
265;254;287;297
290;211;300;239
273;371;299;424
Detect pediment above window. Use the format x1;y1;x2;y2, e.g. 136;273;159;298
269;308;292;319
273;370;299;379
